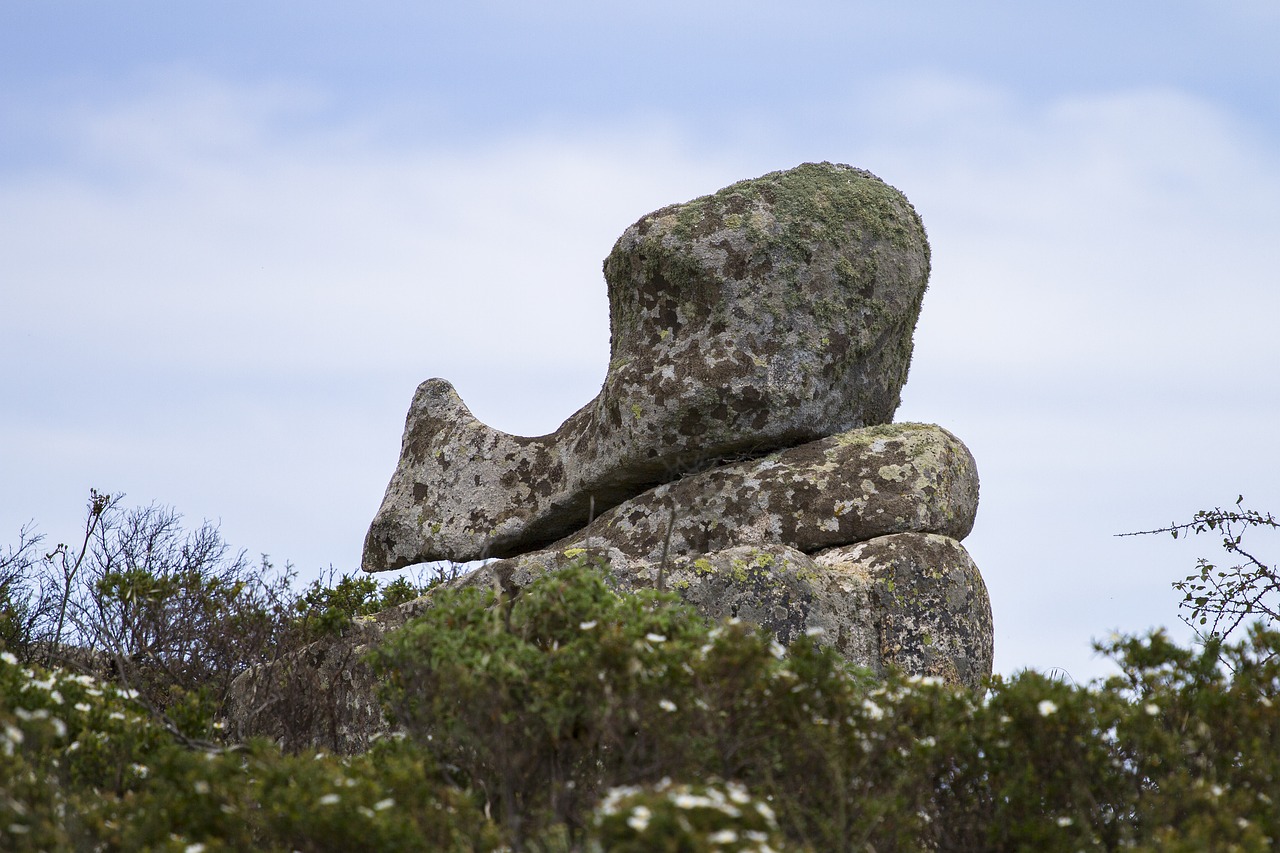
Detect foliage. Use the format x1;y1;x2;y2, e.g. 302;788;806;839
372;560;1280;852
3;494;1280;849
0;490;437;747
1121;496;1280;643
0;651;500;850
592;779;788;852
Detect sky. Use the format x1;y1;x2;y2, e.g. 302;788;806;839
2;1;1278;682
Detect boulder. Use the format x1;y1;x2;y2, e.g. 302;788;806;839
225;532;990;753
454;533;992;688
363;162;931;569
555;422;978;562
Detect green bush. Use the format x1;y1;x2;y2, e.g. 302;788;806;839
0;652;501;851
591;779;789;852
372;560;1280;852
4;496;1280;850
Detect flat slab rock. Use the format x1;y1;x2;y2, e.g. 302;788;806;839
557;422;978;562
363;162;931;569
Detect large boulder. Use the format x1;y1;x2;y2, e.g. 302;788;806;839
458;533;992;689
554;422;978;562
363;162;931;569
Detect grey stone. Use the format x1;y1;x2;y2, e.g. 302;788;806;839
459;533;991;689
555;422;978;562
222;532;989;753
363;162;931;570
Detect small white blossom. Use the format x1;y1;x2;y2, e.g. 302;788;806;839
49;690;63;705
184;843;206;853
804;626;825;637
1056;816;1073;827
131;764;149;778
862;699;885;721
75;703;92;713
1038;700;1058;717
627;805;651;832
708;829;738;844
374;798;395;811
318;793;341;806
1144;703;1159;716
769;640;786;660
659;699;677;712
645;633;666;643
50;718;67;738
579;621;597;630
193;780;210;795
1;651;18;666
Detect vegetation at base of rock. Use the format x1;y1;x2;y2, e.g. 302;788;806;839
3;494;1280;850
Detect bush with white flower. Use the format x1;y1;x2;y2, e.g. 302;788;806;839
592;779;788;852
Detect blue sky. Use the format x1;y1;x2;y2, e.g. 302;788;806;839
3;1;1278;681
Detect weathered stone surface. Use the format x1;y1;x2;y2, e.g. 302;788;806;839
223;532;990;753
556;422;978;562
459;534;991;689
364;162;931;570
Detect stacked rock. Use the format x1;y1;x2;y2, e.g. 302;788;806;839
363;162;992;688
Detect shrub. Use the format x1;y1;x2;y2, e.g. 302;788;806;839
372;559;1280;852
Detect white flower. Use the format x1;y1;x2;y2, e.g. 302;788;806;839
862;699;885;721
184;844;207;853
1144;703;1159;716
0;651;17;666
8;824;30;834
1056;816;1073;827
131;764;149;778
708;829;738;844
627;805;651;832
659;699;677;712
579;621;597;630
804;626;825;637
193;780;210;795
3;724;23;746
645;633;666;643
1038;700;1058;717
318;793;341;805
769;640;786;660
373;797;395;811
49;690;63;705
50;717;67;738
75;703;91;713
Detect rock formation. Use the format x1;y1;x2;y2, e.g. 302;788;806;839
363;162;932;569
228;163;993;752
